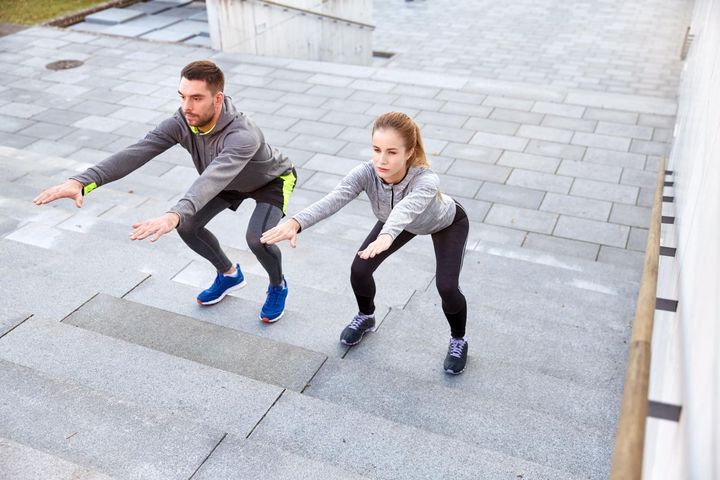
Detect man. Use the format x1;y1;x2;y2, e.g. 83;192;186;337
33;60;296;323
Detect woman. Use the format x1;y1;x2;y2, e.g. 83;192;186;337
260;112;470;374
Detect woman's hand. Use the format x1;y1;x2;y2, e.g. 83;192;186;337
261;218;301;247
357;234;393;259
130;213;180;242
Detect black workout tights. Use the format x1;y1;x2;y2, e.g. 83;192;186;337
350;204;469;338
176;197;284;285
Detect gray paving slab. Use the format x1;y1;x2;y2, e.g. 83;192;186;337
524;232;600;260
598;245;645;269
194;435;369;480
85;8;146;26
446;159;510;183
251;391;575;480
305;357;613;478
0;437;113;480
0;359;222;480
554;215;630;248
0;238;148;321
0;316;282;438
540;192;612;221
497;151;561;173
571;178;639;204
524;138;587;160
63;294;325;392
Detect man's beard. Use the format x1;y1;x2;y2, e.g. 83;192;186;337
184;110;214;127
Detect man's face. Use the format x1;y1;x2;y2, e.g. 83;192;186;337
178;77;220;128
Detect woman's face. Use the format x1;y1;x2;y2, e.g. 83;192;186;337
372;128;414;184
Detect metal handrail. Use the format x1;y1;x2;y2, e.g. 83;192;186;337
610;156;667;479
244;0;375;29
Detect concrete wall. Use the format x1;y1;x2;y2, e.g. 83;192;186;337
645;0;720;478
206;0;373;65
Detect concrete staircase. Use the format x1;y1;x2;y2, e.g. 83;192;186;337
0;146;638;479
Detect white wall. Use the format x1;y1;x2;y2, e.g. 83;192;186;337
665;0;720;477
206;0;374;65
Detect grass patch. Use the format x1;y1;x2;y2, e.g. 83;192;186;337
0;0;112;25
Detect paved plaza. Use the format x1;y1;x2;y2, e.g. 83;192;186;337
0;0;692;478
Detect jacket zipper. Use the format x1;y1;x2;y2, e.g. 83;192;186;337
390;185;394;208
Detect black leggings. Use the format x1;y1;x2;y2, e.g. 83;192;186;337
350;203;469;338
176;197;284;285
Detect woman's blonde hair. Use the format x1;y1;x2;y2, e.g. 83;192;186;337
372;112;429;168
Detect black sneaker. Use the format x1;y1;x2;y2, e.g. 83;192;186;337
340;313;375;345
444;337;468;375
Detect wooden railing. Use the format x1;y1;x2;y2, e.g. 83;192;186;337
610;157;667;479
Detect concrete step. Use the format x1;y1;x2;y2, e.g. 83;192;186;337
0;359;223;480
0;437;113;480
62;293;326;392
0;315;283;438
249;390;576;480
407;290;629;360
143;264;388;357
193;435;371;480
304;357;611;479
0;238;148;321
341;308;622;432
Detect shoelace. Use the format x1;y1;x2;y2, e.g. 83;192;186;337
265;284;285;307
448;338;466;358
348;314;371;330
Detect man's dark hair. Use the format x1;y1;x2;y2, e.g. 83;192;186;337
181;60;225;93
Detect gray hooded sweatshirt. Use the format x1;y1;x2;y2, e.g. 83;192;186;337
293;161;456;239
71;96;292;224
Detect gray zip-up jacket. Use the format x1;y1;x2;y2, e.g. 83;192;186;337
71;97;292;224
293;162;456;239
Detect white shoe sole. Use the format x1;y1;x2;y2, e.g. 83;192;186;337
260;310;284;323
196;280;247;305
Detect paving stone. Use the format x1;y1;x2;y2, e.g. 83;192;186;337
572;132;631;152
569;179;637;207
629;139;669;156
554;215;630;248
63;294;325;391
620;168;658;188
557;159;623;183
540;192;612;221
440;101;492;118
541;114;597;132
421;124;475;143
288;134;346;155
0;358;223;479
0;437;112;480
475;182;545;210
482;95;534;111
489;107;544;125
436;173;481;198
498;151;560;173
524;139;586;160
289;120;345;139
524;232;600;260
446;159;511;183
532;101;585;118
276;104;328;120
416;111;468;128
469;131;528;151
506;168;573;194
464;117;519;135
517;124;574;143
1;102;47;119
320;110;374;128
598;245;645;269
627;227;649;251
638;113;676;128
565;91;677;115
303;154;364;175
485;204;558;234
596;121;654;140
583;148;646;169
85;7;146;25
440;142;501;164
609;203;652;228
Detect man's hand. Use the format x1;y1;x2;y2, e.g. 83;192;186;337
357;234;393;260
260;218;301;248
130;213;180;242
33;179;84;208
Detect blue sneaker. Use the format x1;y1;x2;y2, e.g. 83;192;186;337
196;264;246;305
260;276;288;323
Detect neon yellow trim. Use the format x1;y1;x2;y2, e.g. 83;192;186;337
190;123;216;135
83;182;97;196
280;169;297;215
